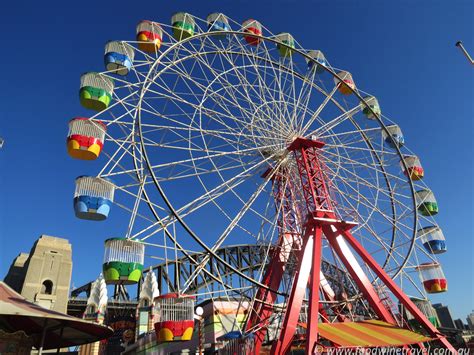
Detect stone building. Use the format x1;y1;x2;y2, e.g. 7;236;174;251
3;235;72;313
433;303;456;329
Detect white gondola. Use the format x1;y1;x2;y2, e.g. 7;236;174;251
171;12;195;41
306;50;327;73
74;176;115;221
418;226;446;254
207;13;230;39
136;20;163;53
242;19;262;46
401;155;424;180
67;118;106;160
415;189;438;216
334;71;355;95
154;294;195;342
104;41;135;76
275;33;295;57
103;238;145;284
361;96;381;119
79;73;114;111
416;262;447;294
382;124;404;149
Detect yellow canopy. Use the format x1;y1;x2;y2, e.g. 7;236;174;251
310;320;432;347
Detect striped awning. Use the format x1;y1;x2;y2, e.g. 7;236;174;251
0;282;113;350
317;320;432;347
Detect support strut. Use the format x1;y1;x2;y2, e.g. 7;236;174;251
247;137;455;354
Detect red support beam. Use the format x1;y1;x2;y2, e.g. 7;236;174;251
323;223;396;324
339;228;457;353
306;226;323;354
248;137;455;354
246;173;303;354
271;226;318;354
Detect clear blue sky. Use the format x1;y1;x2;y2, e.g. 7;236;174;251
0;0;472;321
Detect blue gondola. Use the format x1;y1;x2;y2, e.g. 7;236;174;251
383;124;404;149
104;41;135;76
207;13;230;39
74;176;115;221
306;50;327;74
418;226;447;254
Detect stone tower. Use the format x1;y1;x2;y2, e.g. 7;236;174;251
4;235;72;313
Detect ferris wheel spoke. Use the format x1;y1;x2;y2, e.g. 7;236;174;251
305;100;361;138
124;176;149;239
321;149;409;186
154;158;261;183
326;174;410;246
141;152;276;238
159;55;252;119
324;159;412;206
97;132;144;180
188;47;269;120
201;33;290;130
102;102;139;128
136;123;271;148
86;90;140;123
145;143;274;173
221;48;280;124
282;59;302;132
126;59;156;87
107;182;170;224
318;126;384;140
324;142;399;159
237;44;298;132
293;67;318;131
128;41;163;62
163;44;266;126
142;82;277;138
323;182;408;266
323;161;387;214
181;172;275;293
263;42;296;131
139;134;250;154
176;151;274;218
358;211;409;258
366;214;415;249
182;179;284;297
196;140;289;232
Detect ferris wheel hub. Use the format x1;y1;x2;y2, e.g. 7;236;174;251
287;137;325;151
260;147;287;159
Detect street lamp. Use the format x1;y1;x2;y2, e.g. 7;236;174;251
456;41;474;65
195;306;204;355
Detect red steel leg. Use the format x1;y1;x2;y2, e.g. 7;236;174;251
247;248;286;354
340;228;457;354
323;224;396;324
249;137;455;354
271;227;316;355
306;226;323;354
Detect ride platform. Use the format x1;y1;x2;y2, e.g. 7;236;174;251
298;320;432;347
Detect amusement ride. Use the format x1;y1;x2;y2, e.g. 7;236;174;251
66;12;455;354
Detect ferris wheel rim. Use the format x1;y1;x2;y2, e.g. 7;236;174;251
129;28;419;293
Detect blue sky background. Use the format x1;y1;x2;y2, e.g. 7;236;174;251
0;0;472;321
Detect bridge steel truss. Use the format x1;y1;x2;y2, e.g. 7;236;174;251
69;244;362;311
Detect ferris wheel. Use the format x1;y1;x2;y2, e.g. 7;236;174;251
66;12;454;353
